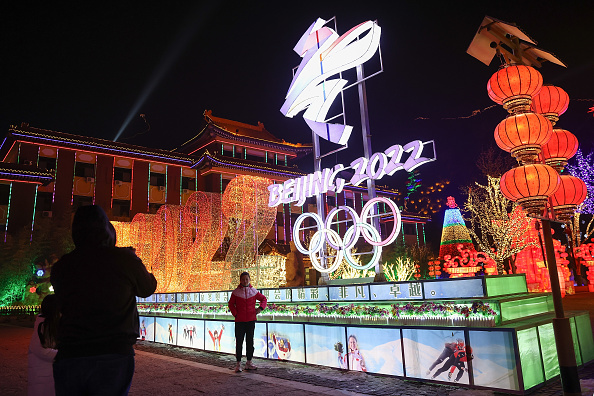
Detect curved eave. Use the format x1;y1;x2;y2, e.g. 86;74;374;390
192;154;306;179
182;124;312;157
4;127;194;166
0;168;54;186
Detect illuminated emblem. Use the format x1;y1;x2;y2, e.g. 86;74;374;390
293;197;401;272
280;18;381;145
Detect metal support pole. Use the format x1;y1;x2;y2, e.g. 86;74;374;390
540;219;581;396
312;131;329;284
356;64;385;280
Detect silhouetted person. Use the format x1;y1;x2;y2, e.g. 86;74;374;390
51;205;157;396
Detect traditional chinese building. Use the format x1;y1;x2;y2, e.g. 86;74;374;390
0;110;428;250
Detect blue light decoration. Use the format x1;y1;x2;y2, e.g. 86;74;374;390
36;269;45;277
566;148;594;214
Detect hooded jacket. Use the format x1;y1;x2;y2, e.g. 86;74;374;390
228;284;267;322
50;205;157;359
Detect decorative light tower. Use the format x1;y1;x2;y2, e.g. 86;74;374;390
468;16;583;396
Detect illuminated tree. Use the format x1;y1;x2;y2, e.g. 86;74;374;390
329;248;376;280
463;176;536;274
0;216;73;306
383;257;416;282
476;146;517;178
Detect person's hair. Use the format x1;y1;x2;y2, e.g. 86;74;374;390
38;294;59;349
348;334;358;347
240;272;250;279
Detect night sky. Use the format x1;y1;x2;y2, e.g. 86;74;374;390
2;1;593;243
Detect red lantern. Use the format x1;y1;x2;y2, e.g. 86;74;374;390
530;85;569;125
541;129;579;172
494;112;552;164
500;164;560;215
551;175;587;221
487;65;543;113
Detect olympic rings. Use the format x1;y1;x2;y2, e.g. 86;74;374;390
292;197;401;272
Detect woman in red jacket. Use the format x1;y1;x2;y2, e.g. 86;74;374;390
228;272;267;372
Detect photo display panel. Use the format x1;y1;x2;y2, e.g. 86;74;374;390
369;282;423;300
205;320;235;354
423;278;484;299
177;318;204;350
155;317;177;345
468;330;519;391
138;316;155;342
305;324;347;368
267;322;305;363
346;326;403;376
402;328;470;384
253;322;268;359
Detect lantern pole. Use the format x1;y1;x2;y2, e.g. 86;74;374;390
531;214;582;396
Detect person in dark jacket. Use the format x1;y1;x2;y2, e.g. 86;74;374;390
50;205;157;396
228;272;267;372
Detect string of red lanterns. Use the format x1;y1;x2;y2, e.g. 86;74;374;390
487;64;585;217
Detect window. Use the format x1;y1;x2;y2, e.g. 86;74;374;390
74;162;95;178
72;195;93;212
181;177;196;190
112;200;130;218
403;223;417;235
0;184;10;205
221;178;231;192
113;167;132;182
149;173;165;187
38;157;56;172
149;203;162;214
36;192;53;212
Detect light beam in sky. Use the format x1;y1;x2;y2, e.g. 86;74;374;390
113;5;215;142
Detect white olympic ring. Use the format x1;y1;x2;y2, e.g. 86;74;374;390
360;196;401;246
292;197;401;272
292;212;324;255
308;228;344;273
343;223;382;270
325;205;360;250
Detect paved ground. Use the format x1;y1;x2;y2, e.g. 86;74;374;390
2;293;594;395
